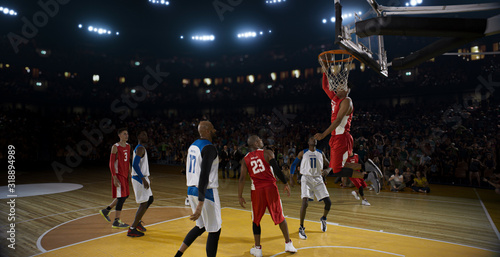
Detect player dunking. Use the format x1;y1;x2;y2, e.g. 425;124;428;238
100;128;130;229
176;121;221;257
314;73;382;193
127;131;154;237
238;135;297;257
290;137;331;239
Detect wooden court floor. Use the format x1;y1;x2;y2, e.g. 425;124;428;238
1;164;499;257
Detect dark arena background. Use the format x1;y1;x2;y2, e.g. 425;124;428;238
0;0;499;256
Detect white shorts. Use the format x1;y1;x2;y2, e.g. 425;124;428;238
301;175;329;201
188;187;222;233
132;177;153;204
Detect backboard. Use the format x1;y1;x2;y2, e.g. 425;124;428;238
334;0;500;77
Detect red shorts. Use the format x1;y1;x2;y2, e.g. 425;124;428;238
112;175;130;198
251;185;285;226
349;178;367;189
329;133;353;173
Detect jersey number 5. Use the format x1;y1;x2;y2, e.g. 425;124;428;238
250;159;265;174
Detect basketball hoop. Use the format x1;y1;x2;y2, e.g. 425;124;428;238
318;49;356;93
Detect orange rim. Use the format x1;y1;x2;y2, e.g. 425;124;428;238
318;49;356;63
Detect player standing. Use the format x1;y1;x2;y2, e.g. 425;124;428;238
175;121;221;257
238;135;297;257
127;131;154;237
100;128;130;229
290;137;332;239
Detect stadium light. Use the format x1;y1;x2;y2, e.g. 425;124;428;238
406;0;423;6
192;34;215;41
149;0;170;6
82;24;119;36
322;19;327;24
180;35;184;39
93;75;100;82
0;6;17;16
266;0;285;4
247;75;255;84
131;89;137;94
237;31;257;38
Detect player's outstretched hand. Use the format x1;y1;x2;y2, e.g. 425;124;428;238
239;197;246;208
284;184;291;197
190;201;204;221
314;133;325;141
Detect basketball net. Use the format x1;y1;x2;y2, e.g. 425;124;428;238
318;50;355;93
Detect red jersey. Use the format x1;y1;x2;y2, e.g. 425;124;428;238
112;143;130;178
346;154;359;164
244;149;277;190
322;73;353;135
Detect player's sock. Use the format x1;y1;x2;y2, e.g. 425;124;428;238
174;250;183;257
106;206;112;211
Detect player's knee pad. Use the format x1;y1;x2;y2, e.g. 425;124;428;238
116;196;128;211
253;222;261;235
322;197;331;211
184;226;206;246
147;195;154;207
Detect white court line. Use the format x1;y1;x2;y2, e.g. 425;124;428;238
20;196;187;224
34;205;190;255
473;188;500;241
270;246;405;257
368;193;480;206
225;206;500;254
34;206;500;256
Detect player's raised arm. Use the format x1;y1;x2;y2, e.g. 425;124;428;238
322;73;336;100
314;97;352;141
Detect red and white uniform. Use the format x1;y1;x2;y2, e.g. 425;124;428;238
244;149;285;226
347;154;367;189
322;73;353;173
110;143;130;198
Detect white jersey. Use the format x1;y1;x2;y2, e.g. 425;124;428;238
299;149;324;177
186;139;219;189
132;144;150;177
